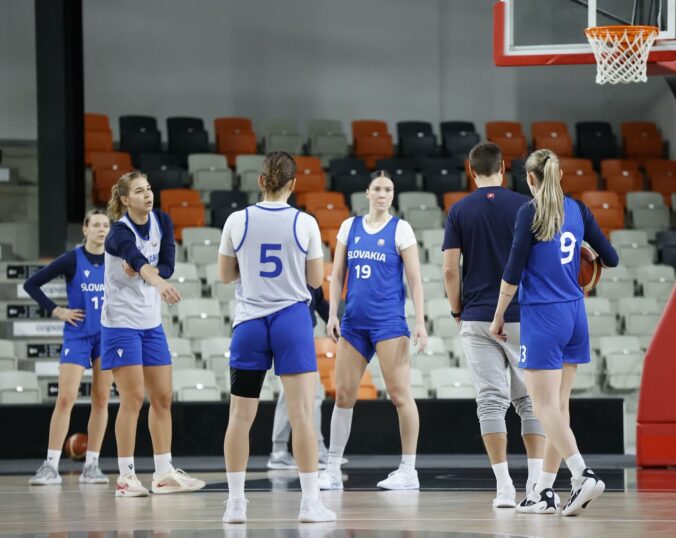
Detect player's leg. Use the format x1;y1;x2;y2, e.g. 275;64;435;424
319;331;368;490
462;321;517;505
29;360;84;485
314;372;329;466
374;334;420;490
268;385;296;469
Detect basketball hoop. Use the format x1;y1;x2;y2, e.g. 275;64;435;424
585;25;659;85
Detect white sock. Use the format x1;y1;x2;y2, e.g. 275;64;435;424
46;449;61;471
227;472;246;500
154;452;174;476
535;471;558;492
118;457;135;476
527;458;543;485
327;406;353;468
491;461;513;490
565;453;587;479
299;471;320;501
400;454;416;472
85;451;99;467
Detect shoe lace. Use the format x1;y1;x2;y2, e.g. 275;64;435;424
37;462;55;477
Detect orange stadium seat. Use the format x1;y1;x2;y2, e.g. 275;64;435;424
621;121;660;140
293;156;327;205
645;159;676;179
625;135;664;167
315;337;338;359
561;171;598;199
559;157;594;175
580;191;624;237
650;175;676;206
160;188;203;213
93;167;134;206
304;191;346;213
322;261;347;301
84;130;114;166
324;370;377;400
168;206;205;241
443;192;470;213
531;121;573;156
314;207;350;229
214;117;254;135
486;121;524;140
85;113;110;132
600;159;641;179
531;121;569;140
214;117;257;165
486;122;526;170
352;120;394;169
90;151;132;171
320;227;340;256
605;173;644;206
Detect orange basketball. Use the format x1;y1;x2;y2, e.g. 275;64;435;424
578;243;602;295
63;433;88;460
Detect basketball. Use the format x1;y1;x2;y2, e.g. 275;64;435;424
578;243;602;294
63;433;88;461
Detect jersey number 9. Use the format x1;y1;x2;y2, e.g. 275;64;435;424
260;243;283;278
560;232;576;265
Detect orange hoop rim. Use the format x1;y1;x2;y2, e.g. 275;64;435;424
584;25;660;39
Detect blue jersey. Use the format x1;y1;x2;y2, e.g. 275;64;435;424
342;216;406;329
65;246;104;338
519;197;586;305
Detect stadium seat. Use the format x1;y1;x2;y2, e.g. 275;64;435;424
293;156;327;205
333;172;371;202
200;337;231;390
609;230;654;268
645;159;676;179
509;158;531;196
580;191;624;236
595;265;635;303
235;155;266;192
649;174;676;206
304;192;346;213
307;119;349;166
429;367;475;398
443;131;481;169
320;228;340;256
576;122;618;168
422;158;464;202
656;231;676;270
169;206;205;241
408;368;430;399
605;174;644;206
262;119;302;154
0;371;41;404
177;298;225;340
91;151;132;171
486;121;526;169
120;115;158;134
397;121;438;162
313;207;350;230
621;122;663;166
440;121;476;138
160;188;202;213
170;262;201;299
139;152;180;172
349;193;369;215
91;152;134;205
173;369;220;401
626;192;670;240
584;297;618;347
531;121;572;152
443;192;470;213
635;264;675;300
398;192;438;212
0;340;18;371
119;116;162;165
167;117;209;166
600;335;643;391
214;118;257;165
187;153;233;198
84;130;114;166
352;120;394;169
166;337;197;370
618;297;661;347
329;157;368;178
214;117;254;136
84;113;110;132
600;159;641;179
402;207;444;230
182;227;220;265
205;263;236;304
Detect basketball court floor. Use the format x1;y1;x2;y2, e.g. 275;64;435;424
1;455;675;537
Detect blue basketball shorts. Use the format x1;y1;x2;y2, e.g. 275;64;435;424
229;301;317;376
519;299;591;370
60;334;101;369
340;319;410;362
100;325;172;370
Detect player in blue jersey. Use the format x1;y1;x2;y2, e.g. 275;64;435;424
102;171;205;497
25;209;113;486
490;149;619;516
319;170;428;491
219;151;336;524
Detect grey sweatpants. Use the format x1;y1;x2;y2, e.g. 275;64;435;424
271;372;327;453
460;321;544;437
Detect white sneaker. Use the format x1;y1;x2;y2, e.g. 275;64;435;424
376;468;419;490
492;483;517;508
562;468;605;517
516;487;560;514
29;462;62;486
267;451;297;470
79;462;109;484
298;496;337;523
318;466;343;490
151;468;206;494
115;473;149;497
526;478;536;497
222;497;248;523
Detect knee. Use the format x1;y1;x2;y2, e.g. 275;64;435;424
334;385;356;408
121;389;145;412
288;406;313;427
55;391;76;411
476;395;509;418
89;388;109;411
150;391;173;412
388;386;412;408
512;395;533;418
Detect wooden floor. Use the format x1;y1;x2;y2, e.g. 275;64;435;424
1;472;675;537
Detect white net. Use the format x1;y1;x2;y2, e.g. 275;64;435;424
585;25;659;85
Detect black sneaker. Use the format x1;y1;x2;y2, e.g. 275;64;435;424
562;467;605;517
516;488;559;514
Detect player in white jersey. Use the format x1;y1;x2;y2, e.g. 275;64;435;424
219;151;336;524
319;171;428;491
101;171;205;497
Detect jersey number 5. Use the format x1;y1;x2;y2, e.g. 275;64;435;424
260;244;283;278
560;231;576;265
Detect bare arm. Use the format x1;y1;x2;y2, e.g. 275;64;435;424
306;257;324;289
402;243;428;353
442;248;462;321
489;280;518;342
217;253;239;285
326;240;348;342
138;264;182;305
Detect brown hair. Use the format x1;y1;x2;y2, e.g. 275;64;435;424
369;170;393;186
83;208;108;227
525;149;564;242
107;171;148;222
468;142;502;177
260;151;296;193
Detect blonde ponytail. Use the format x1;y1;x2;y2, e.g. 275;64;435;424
526;149;564;242
106;171;146;222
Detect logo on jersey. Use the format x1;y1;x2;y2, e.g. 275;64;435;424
355;236;360;244
152;241;158;247
117;348;124;357
80;283;104;292
83;270;90;278
487;192;495;200
64;348;70;356
377;239;385;247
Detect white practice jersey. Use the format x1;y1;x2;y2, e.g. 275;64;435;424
101;212;162;329
227;204;316;326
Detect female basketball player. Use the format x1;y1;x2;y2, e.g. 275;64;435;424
102;171;205;497
320;170;428;491
219;151;335;524
26;210;112;485
490;149;618;516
